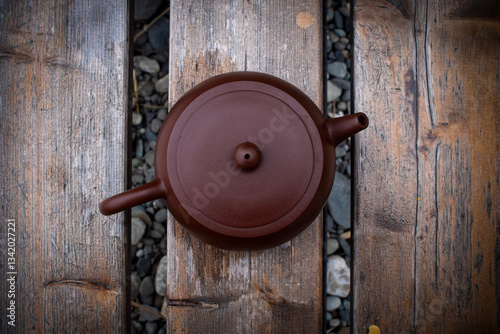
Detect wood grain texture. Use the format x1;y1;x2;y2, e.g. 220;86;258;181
165;0;323;332
0;0;131;332
352;0;500;332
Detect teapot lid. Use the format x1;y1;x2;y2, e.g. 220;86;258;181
157;72;325;240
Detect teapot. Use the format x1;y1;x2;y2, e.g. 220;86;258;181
100;72;368;250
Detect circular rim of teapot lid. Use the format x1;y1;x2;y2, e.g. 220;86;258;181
157;74;324;238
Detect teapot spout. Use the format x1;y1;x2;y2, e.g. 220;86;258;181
326;112;369;147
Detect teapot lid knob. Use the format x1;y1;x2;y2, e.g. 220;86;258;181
233;142;262;171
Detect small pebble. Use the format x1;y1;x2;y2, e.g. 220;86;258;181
157;108;168;120
334;41;346;51
327;81;342;102
155;74;169;93
327;8;334;22
139;81;155;97
132;158;142;167
339;310;350;323
332;79;350;90
145;110;156;122
132;205;152;225
338;237;351;257
326;214;335;231
155;208;168;223
343;299;351;312
330;318;341;328
337;101;347;111
131;320;143;333
144;245;153;256
341;89;351;102
139;42;154;56
334;11;343;29
144;150;155;167
135;139;144;158
329;31;339;43
154;294;163;309
335;50;345;62
131;272;141;300
151;53;168;64
151;118;162;133
132;112;143;126
132;175;144;184
342;49;350;60
339;6;350;17
134;28;148;46
134;0;162;21
136;257;151;277
327;173;351;228
150;93;159;104
326;295;342;311
155;255;168;296
153;221;166;234
142;238;155;246
139;276;155;297
146;127;158;141
334;28;346;37
145;322;159;334
131;218;146;245
327;238;339;255
338;327;350;334
328;61;347;79
326;38;333;53
336;146;347;158
133;56;160;74
142;294;154;306
150;229;163;239
138;305;161;322
148;17;169;50
153;199;166;209
145;168;156;183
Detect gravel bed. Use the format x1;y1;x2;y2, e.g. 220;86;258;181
130;1;170;333
130;1;352;333
324;0;352;332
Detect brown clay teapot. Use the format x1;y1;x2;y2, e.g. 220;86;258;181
100;72;368;250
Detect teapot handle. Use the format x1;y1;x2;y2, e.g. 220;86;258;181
99;178;167;215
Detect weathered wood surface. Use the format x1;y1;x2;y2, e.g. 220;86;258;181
0;0;131;332
352;0;500;332
165;0;323;332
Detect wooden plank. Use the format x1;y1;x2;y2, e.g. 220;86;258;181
352;0;500;332
0;0;131;332
165;0;323;332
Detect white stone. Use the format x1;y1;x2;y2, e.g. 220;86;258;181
155;74;169;93
327;238;339;255
155;255;168;296
326;255;350;297
133;56;160;74
131;217;146;245
327;80;342;102
326;295;342;311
